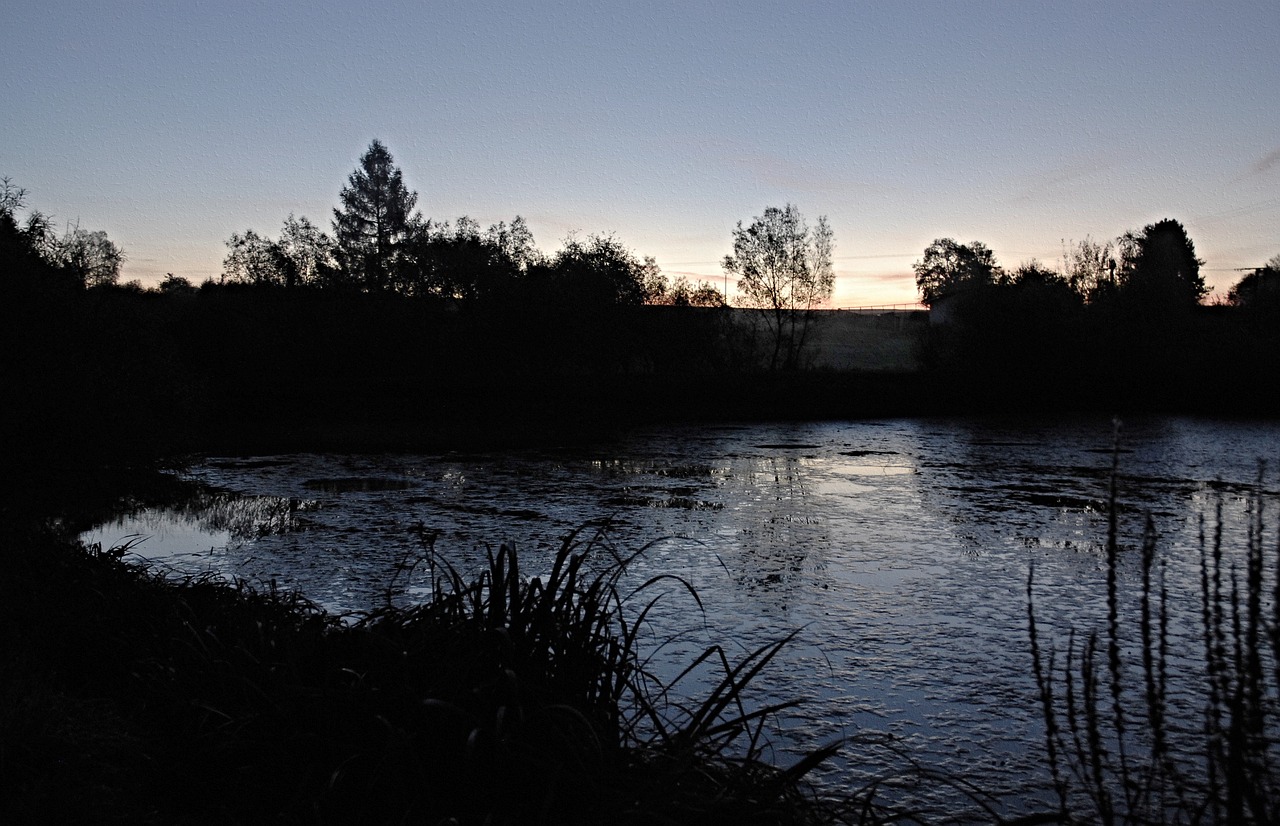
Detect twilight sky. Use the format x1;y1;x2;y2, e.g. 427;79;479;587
4;1;1277;306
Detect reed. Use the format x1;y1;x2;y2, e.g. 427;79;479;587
2;522;870;824
1027;454;1280;824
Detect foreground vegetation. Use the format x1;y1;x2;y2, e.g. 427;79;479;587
1029;452;1280;824
2;524;881;825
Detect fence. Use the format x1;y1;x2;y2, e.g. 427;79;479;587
827;302;927;314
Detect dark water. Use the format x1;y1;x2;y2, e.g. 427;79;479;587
83;416;1280;817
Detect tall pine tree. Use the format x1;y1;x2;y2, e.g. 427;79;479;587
332;140;417;292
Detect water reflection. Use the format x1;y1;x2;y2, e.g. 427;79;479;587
77;416;1280;818
721;453;828;593
83;510;232;561
82;491;317;569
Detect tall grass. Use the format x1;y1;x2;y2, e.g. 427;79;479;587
2;522;868;825
360;526;862;823
1028;450;1279;824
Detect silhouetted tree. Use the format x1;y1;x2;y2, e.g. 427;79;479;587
666;276;726;307
1117;218;1206;312
918;257;1091;409
401;217;479;298
397;215;537;300
637;257;669;304
222;215;336;288
1229;256;1280;312
54;225;125;288
645;270;725;307
0;177;22;213
723;204;834;370
333;140;418;292
1008;260;1066;290
1061;235;1118;303
279;214;338;288
540;233;650;306
222;229;289;286
484;216;539;272
1007;260;1083;319
0;178;55;277
913;238;1001;306
465;232;651;374
1;178;122;291
157;273;197;295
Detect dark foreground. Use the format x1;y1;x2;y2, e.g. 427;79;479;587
2;525;874;825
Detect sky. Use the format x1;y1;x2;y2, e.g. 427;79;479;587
3;1;1277;307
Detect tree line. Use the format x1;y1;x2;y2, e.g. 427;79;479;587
7;143;1277;317
5;144;1280;475
906;224;1280;415
5;138;1278;388
0;178;126;291
913;221;1280;318
220;140;728;311
4;141;840;374
914;220;1208;316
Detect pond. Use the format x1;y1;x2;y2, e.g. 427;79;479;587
82;415;1280;818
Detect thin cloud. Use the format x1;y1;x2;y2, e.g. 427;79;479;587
863;271;915;284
